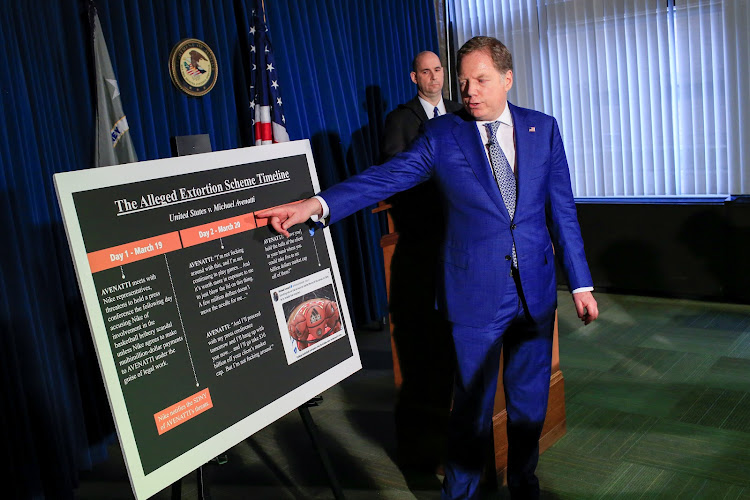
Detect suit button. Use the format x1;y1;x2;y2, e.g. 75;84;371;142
510;223;516;230
505;255;511;261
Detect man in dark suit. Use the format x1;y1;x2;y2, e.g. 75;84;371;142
381;50;463;161
381;50;463;474
258;36;599;500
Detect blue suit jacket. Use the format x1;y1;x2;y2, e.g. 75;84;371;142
322;103;593;328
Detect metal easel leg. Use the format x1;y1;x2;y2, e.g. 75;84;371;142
298;397;346;499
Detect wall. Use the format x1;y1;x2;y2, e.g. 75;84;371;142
568;197;750;303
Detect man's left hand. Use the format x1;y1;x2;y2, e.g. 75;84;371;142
572;291;598;325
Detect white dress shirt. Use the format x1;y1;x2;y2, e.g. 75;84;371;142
475;103;515;172
418;96;447;118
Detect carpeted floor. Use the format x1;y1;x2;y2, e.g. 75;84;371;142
540;293;750;499
75;292;750;499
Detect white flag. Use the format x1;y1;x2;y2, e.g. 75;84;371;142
90;3;138;167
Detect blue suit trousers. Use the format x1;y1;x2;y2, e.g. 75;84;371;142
442;271;555;500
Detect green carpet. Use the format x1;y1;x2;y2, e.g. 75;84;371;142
540;293;750;499
76;292;750;499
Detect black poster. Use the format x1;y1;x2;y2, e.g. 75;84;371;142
54;142;360;500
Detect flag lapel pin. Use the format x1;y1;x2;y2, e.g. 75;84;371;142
529;126;536;132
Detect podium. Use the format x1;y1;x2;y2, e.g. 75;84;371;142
374;200;567;479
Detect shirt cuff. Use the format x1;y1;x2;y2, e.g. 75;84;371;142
310;195;330;223
571;286;594;294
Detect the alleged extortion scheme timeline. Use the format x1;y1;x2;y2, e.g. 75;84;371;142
54;141;360;500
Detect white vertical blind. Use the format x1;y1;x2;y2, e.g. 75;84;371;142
450;0;749;196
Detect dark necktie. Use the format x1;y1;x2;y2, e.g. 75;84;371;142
485;121;517;267
433;106;439;118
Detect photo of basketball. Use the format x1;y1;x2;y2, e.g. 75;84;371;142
285;297;342;351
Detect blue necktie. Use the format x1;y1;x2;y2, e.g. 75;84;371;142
433;106;439;118
485;121;518;268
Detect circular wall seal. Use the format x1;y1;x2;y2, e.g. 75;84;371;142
169;38;218;97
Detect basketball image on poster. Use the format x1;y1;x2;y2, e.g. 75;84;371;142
286;293;341;352
271;270;346;364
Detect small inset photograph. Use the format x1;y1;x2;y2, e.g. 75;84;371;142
271;269;346;364
284;286;341;352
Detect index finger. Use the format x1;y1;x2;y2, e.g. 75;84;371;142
256;199;307;218
254;207;279;218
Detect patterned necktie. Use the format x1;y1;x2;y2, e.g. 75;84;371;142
433;106;439;118
485;121;518;267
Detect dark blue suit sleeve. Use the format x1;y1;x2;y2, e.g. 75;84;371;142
546;118;593;290
320;132;435;224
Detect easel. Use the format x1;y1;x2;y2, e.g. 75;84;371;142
168;397;345;500
168;135;345;500
297;396;346;499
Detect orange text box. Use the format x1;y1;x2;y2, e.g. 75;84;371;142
154;388;213;435
87;232;182;273
180;214;257;248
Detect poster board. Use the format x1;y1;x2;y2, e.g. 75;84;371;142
54;140;360;500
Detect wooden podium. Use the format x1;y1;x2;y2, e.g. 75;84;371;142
374;202;567;479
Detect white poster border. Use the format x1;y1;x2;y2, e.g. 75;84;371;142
54;140;360;500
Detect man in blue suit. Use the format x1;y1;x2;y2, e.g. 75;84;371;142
258;36;598;499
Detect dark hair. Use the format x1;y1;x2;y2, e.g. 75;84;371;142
456;36;513;74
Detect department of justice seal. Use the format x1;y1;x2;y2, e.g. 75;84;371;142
169;38;218;97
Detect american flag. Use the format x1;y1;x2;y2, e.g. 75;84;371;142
184;61;202;76
249;0;289;145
